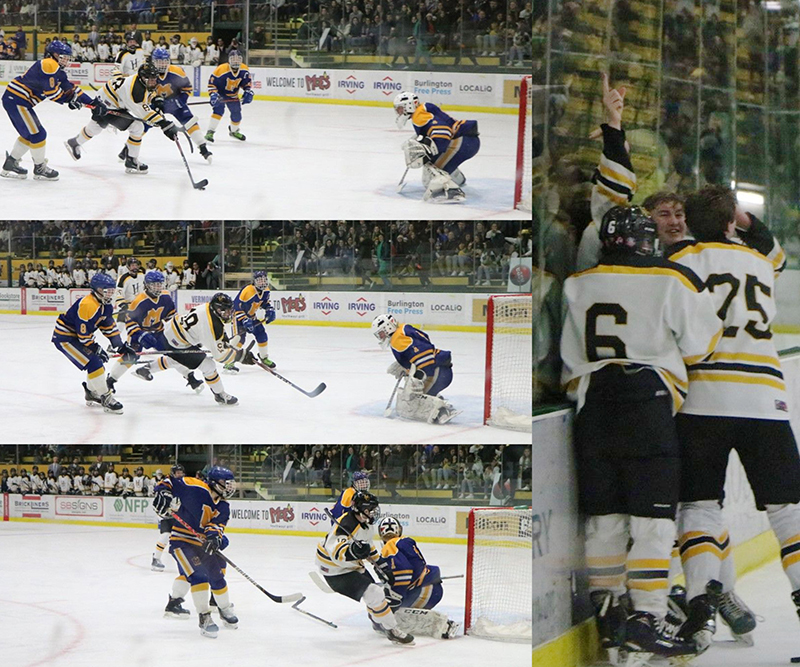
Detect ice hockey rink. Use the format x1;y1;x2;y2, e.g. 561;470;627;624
0;314;530;444
1;521;530;667
0;92;528;220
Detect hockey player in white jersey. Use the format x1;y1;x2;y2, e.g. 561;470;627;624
115;256;144;323
561;205;723;665
64;60;180;174
664;186;800;651
142;292;249;405
316;491;414;646
115;34;145;75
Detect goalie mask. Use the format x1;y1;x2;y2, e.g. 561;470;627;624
207;466;236;499
377;516;403;541
209;292;234;322
351;471;370;492
393;91;421;129
371;313;398;350
599;206;658;257
90;273;116;304
144;270;165;298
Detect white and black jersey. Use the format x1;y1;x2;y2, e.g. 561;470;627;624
58;473;72;494
115;47;145;76
165;303;237;366
668;216;788;420
561;255;724;414
133;474;147;496
116;271;144;312
104;470;118;495
316;512;378;577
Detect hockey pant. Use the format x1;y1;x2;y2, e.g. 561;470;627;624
2;93;48;164
52;336;111;398
76;114;145;159
148;351;225;394
163;98;205;148
432;135;480;175
208;99;242;133
230;318;269;359
586;513;675;618
170;542;232;614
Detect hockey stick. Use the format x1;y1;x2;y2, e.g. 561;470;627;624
174;134;208;190
384;372;404;418
169;512;302;603
292;595;338;628
309;570;336;594
187;97;241;106
441;575;464;580
254;359;326;398
396;167;409;193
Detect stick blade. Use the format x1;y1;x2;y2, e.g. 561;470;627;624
280;592;304;604
306;382;326;398
194;179;209;190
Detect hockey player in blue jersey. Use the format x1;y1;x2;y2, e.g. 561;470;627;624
153;466;238;638
205;50;252;142
331;471;371;523
2;40;102;181
371;313;458;424
376;516;459;638
121;47;211;163
51;273;137;414
106;270;204;393
393;90;480;203
223;270;277;373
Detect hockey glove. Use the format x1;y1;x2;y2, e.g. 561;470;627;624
90;97;108;117
67;90;83;111
139;332;159;350
91;344;110;364
383;584;403;608
347;540;373;561
242;89;254;105
150;95;165;111
235;342;257;366
386;361;406;380
209;92;220;107
417;135;438;164
263;305;277;325
117;343;138;365
241;317;256;333
203;532;223;555
374;559;395;586
153;489;175;518
162;123;180;141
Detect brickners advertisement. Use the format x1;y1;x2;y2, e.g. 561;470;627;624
12;495;53;519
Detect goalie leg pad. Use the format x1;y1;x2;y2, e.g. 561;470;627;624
422;164;465;203
395;607;453;638
396;376;448;423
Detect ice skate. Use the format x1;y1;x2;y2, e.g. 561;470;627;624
151;555;165;571
100;391;124;414
434;403;460;425
64;138;81;161
106;375;117;393
198;611;218;638
624;611;696;666
386;627;415;645
591;590;627;665
442;619;460;638
678;579;722;654
718;590;756;645
259;356;276;369
164;595;190;619
213;391;238;406
118;145;128;162
134;365;154;381
33;160;58;181
205;130;215;143
218;604;238;629
82;382;102;407
424;185;465;204
222;362;240;374
371;619;386;635
125;156;148;174
228;125;246;141
199;144;213;162
186;372;205;393
2;151;27;178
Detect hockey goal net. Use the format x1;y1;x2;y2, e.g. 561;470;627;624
465;507;533;642
484;293;532;430
514;75;533;210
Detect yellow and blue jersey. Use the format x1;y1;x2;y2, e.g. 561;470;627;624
331;487;358;522
389;323;450;378
155;64;193;101
380;536;440;598
5;58;91;107
53;293;122;347
208;63;251;100
156;476;230;550
125;291;176;345
233;284;269;324
411;102;478;156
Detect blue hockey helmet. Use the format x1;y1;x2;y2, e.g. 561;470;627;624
351;471;370;492
207;466;236;499
144;270;165;297
90;273;116;304
377;516;402;541
46;40;72;68
228;50;243;72
253;270;269;292
152;46;170;74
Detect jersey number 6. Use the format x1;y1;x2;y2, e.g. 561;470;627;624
585;303;628;361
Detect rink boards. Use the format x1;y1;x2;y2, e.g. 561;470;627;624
531;348;800;666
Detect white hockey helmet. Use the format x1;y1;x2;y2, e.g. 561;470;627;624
393;91;420;129
371;313;398;349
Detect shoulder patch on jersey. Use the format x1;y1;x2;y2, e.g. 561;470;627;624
78;294;101;321
212;63;229;77
390;325;413;353
168;64;187;77
40;58;59;75
129;292;149;310
239;284;257;301
381;536;401;557
411;106;434;127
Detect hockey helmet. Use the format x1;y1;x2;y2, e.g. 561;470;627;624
207;466;236;499
137;59;159;91
599;206;658;257
209;292;234;322
371;313;398;350
126;32;140;52
253;270;269;293
170;463;186;478
144;270;165;298
152;46;170;74
393;91;420;129
90;272;116;304
351;471;371;492
351;490;380;525
228;50;243;73
45;40;72;69
377;516;403;541
127;256;141;273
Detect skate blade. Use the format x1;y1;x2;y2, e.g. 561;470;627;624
163;612;191;620
1;170;27;179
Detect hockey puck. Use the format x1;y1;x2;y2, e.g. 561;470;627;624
790;657;800;663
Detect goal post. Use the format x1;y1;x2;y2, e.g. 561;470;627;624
484;293;532;430
465;507;532;642
514;75;533;211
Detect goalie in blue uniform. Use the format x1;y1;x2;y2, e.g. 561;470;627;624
393;90;480;203
51;273;136;414
376;516;459;638
371;313;459;424
153;466;238;638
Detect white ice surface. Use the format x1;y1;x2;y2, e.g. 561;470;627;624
0;90;528;220
0;314;530;444
0;521;530;667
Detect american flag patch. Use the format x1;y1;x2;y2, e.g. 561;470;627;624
776;400;789;412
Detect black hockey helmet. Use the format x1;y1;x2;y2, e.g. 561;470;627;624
351;490;380;525
127;256;141;274
599;205;657;257
137;59;159;91
209;292;233;322
170;463;186;477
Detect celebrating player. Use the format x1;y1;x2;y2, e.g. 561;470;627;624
376;516;459;638
152;463;185;571
371;313;458;424
560;205;723;665
2;40;101;181
223;270;276;373
205;50;252;143
64;60;180;174
331;470;371;522
154;466;238;637
393;90;479;203
315;490;414;645
51;273;137;414
144;292;251;405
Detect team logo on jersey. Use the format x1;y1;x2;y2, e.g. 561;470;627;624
776;400;789;412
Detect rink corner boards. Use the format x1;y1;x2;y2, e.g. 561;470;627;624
531;529;781;667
